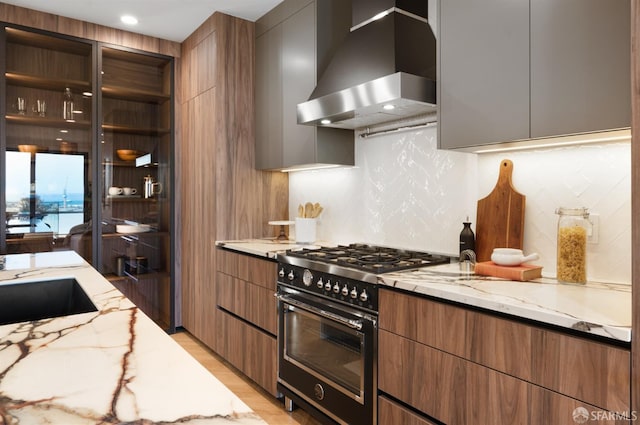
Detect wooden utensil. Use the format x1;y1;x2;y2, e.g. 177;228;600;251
304;202;314;218
475;159;525;262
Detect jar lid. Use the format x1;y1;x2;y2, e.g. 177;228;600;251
555;207;589;217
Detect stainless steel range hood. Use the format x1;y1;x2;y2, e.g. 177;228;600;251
297;0;436;130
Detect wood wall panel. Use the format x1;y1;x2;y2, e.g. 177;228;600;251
179;89;218;346
179;12;288;341
631;0;640;417
0;3;180;57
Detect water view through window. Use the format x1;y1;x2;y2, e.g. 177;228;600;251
6;151;85;236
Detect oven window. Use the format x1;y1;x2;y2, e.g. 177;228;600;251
284;306;364;396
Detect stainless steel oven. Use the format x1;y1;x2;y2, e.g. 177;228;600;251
276;244;449;425
277;285;377;425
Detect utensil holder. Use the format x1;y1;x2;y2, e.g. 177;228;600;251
295;218;317;244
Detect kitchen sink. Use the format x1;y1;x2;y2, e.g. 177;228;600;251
0;278;97;326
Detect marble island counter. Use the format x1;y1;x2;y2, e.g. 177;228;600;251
379;263;632;343
0;251;266;425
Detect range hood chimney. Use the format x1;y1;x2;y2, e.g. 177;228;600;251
297;0;436;130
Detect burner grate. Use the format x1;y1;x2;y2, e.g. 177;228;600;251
286;244;450;273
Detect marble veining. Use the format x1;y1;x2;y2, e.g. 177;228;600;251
0;251;266;424
379;263;631;342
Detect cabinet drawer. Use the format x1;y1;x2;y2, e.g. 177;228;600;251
216;271;277;334
531;328;630;413
217;249;276;290
529;384;629;425
379;289;466;357
380;330;531;425
216;309;278;396
378;396;438;425
465;307;533;381
379;329;466;424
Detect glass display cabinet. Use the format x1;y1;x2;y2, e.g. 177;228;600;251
1;24;175;332
98;45;174;329
1;26;94;258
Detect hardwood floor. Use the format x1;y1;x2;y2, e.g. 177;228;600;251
171;330;321;425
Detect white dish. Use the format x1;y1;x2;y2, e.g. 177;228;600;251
116;224;151;234
491;248;539;266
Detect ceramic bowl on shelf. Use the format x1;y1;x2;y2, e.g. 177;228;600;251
116;149;142;161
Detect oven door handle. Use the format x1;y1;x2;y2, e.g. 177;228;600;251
276;293;364;331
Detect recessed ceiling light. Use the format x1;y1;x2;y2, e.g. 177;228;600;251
121;15;138;25
383;104;395;110
320;119;331;125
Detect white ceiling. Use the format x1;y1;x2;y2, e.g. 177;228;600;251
0;0;284;42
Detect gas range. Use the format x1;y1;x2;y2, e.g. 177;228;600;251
276;244;450;425
277;244;451;312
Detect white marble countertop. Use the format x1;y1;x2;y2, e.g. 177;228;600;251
216;240;631;342
0;251;266;424
215;239;332;259
379;263;632;343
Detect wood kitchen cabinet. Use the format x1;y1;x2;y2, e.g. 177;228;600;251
438;0;630;151
254;0;354;170
378;288;631;424
215;248;278;396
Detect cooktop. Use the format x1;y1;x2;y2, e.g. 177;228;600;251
282;243;450;274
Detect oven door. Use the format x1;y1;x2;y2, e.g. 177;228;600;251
277;286;376;425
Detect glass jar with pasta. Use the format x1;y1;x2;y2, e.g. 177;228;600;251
555;207;590;284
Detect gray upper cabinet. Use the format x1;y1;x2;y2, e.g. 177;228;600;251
255;24;283;170
530;0;630;139
255;0;354;170
438;0;630;151
437;0;530;150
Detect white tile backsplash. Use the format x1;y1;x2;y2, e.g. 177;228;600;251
289;125;631;284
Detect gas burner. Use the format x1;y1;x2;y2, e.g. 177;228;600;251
285;244;450;274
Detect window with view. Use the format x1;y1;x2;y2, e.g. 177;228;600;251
5;151;86;237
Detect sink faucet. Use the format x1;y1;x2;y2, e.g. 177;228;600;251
459;249;476;272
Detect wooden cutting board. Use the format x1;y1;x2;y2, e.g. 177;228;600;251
475;159;525;262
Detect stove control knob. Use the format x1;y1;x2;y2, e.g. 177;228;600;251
302;269;313;287
350;288;358;299
359;290;369;303
341;285;349;296
287;270;295;281
278;268;285;278
317;278;324;289
325;280;332;291
333;282;340;293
